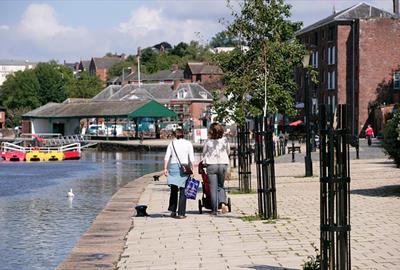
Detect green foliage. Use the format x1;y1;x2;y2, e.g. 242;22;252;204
303;243;321;270
215;0;305;125
209;30;239;47
240;213;263;222
66;71;103;98
5;107;32;127
107;59;137;80
108;41;214;76
1;69;41;109
34;62;72;104
382;104;400;167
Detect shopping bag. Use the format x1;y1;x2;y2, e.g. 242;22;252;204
184;177;199;200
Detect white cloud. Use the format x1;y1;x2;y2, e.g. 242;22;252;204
18;4;77;40
117;5;224;48
0;25;10;31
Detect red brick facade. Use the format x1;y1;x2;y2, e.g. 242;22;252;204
297;17;400;136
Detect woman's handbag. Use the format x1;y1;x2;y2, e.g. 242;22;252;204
184;176;199;199
172;141;193;175
181;164;193;175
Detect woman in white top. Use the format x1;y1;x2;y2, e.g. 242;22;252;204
164;128;195;219
202;123;230;215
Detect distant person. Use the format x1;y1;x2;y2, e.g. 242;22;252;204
365;124;374;146
164;128;195;219
202;123;230;215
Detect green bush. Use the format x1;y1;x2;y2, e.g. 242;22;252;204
382;105;400;167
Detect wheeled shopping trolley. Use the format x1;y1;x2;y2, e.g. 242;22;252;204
197;161;231;214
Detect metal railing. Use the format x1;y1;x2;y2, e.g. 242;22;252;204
254;116;277;220
319;104;351;270
237;123;252;193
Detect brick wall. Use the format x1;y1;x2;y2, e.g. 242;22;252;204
337;25;352;105
190;102;209;127
358;18;400;130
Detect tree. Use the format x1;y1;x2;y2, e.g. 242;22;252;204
214;0;305;124
107;60;137;80
209;30;239;47
1;69;41;109
34;62;72;104
382;104;400;167
66;71;103;98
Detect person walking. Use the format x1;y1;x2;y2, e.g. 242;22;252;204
365;124;374;146
202;123;230;215
164;128;195;219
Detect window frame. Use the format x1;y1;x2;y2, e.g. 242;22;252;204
394;71;400;90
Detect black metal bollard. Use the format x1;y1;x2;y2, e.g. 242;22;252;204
291;141;295;162
135;205;149;217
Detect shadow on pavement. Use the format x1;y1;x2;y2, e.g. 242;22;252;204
351;185;400;197
243;265;298;270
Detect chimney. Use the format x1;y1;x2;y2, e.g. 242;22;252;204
394;0;399;15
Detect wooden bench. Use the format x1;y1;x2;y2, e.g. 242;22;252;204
287;146;301;153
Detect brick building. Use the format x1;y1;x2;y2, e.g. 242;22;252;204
0;106;5;129
89;57;123;82
296;3;400;136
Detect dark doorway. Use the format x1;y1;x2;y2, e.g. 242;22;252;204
53;123;65;136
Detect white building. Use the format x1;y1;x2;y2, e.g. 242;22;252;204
0;60;36;86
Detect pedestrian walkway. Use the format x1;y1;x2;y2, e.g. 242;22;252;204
117;140;400;270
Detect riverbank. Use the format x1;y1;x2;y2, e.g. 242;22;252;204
56;170;162;270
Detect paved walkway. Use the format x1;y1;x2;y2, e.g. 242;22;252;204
117;140;400;270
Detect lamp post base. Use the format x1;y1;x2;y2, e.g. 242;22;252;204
305;156;313;177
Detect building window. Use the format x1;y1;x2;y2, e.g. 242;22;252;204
199;91;208;99
177;89;187;99
394;71;400;90
312;51;318;68
328;26;335;41
313;32;319;46
328;71;336;90
328;46;336;65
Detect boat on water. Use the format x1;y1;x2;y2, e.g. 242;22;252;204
1;142;81;162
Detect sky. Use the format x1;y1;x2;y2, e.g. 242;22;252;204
0;0;395;63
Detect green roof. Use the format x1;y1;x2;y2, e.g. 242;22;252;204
128;100;177;118
23;99;176;119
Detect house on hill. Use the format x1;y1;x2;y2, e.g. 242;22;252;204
184;62;223;83
89;57;123;82
296;2;400;137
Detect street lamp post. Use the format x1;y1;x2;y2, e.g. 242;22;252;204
303;53;313;177
122;67;132;84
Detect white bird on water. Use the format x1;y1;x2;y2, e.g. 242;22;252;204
67;189;75;198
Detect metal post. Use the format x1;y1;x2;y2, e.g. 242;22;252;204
291;141;295;162
304;71;313;176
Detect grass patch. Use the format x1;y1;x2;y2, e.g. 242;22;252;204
241;213;278;223
241;214;263;222
228;189;257;195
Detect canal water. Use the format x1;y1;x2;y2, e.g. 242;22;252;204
0;150;164;270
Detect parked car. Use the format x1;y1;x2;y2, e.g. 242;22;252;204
87;125;104;135
164;123;179;131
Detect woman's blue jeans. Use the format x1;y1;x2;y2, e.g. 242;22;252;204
206;164;228;212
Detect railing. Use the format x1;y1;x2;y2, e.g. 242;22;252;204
1;142;27;152
1;142;81;153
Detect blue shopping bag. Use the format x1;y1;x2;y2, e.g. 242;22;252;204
184;176;199;200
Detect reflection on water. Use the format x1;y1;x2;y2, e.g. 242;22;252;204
0;150;164;270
